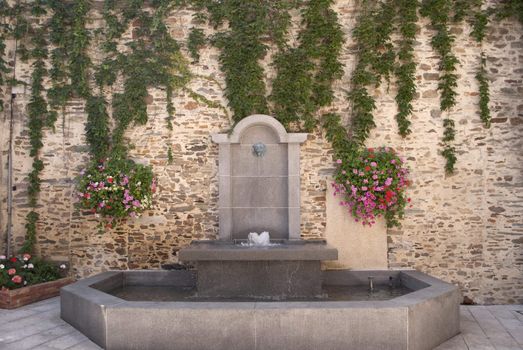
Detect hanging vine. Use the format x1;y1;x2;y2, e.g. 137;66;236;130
187;27;206;63
0;0;10;113
193;0;297;123
70;0;91;98
271;0;344;131
420;0;458;174
206;1;270;122
496;0;523;25
394;0;418;137
0;34;8;112
23;26;49;253
47;1;72;115
348;0;395;145
470;0;491;128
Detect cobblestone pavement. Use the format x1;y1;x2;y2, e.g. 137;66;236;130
1;298;522;349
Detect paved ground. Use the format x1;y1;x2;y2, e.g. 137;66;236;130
0;298;522;349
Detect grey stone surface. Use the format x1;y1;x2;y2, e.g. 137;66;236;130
56;269;463;350
230;207;289;239
60;272;124;349
405;288;461;350
231;176;288;208
1;296;521;350
212;114;307;240
178;240;339;261
106;303;257;350
196;260;322;299
254;304;409;350
323;269;402;286
239;124;280;144
123;270;196;287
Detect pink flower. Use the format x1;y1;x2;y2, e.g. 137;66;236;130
385;178;393;186
151;179;157;193
84;193;91;199
22;253;31;261
11;275;22;284
336;159;342;164
99;201;106;208
8;268;16;276
372;175;378;180
361;186;368;191
120;176;129;186
132;200;141;208
370;162;377;167
390;159;396;164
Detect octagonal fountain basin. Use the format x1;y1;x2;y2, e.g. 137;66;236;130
61;269;459;350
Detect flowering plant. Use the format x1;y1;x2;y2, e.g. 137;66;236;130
332;147;410;227
0;253;66;290
76;157;156;228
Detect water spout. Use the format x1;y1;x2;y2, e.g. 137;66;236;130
368;276;374;293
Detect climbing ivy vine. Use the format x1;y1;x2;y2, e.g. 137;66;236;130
496;0;523;25
394;0;418;137
420;0;458;174
271;0;344;131
199;1;270;122
348;0;395;145
187;27;206;63
24;26;49;253
470;0;491;128
193;0;299;123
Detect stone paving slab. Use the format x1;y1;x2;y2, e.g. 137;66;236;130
0;298;522;349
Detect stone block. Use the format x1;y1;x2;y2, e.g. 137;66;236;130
196;260;323;299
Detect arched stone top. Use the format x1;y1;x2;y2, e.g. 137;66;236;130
212;114;308;144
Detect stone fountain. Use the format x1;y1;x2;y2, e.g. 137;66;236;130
179;114;338;299
61;115;460;350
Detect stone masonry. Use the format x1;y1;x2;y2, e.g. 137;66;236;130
0;1;522;303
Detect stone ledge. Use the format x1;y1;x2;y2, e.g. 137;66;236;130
179;240;339;261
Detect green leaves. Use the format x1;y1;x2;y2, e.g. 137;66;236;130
210;0;271;122
476;53;491;128
271;0;344;131
85;96;111;158
421;0;459;174
394;0;418;137
187;27;206;63
349;0;395;145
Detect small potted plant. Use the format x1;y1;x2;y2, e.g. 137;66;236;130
0;253;73;309
332;147;411;227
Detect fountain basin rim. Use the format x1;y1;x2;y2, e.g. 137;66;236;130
60;269;460;350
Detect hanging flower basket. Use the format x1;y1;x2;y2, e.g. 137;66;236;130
332;147;411;228
76;157;156;229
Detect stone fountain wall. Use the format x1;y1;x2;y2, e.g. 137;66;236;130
0;1;522;304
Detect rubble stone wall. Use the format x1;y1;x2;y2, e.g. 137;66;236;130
0;1;521;303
